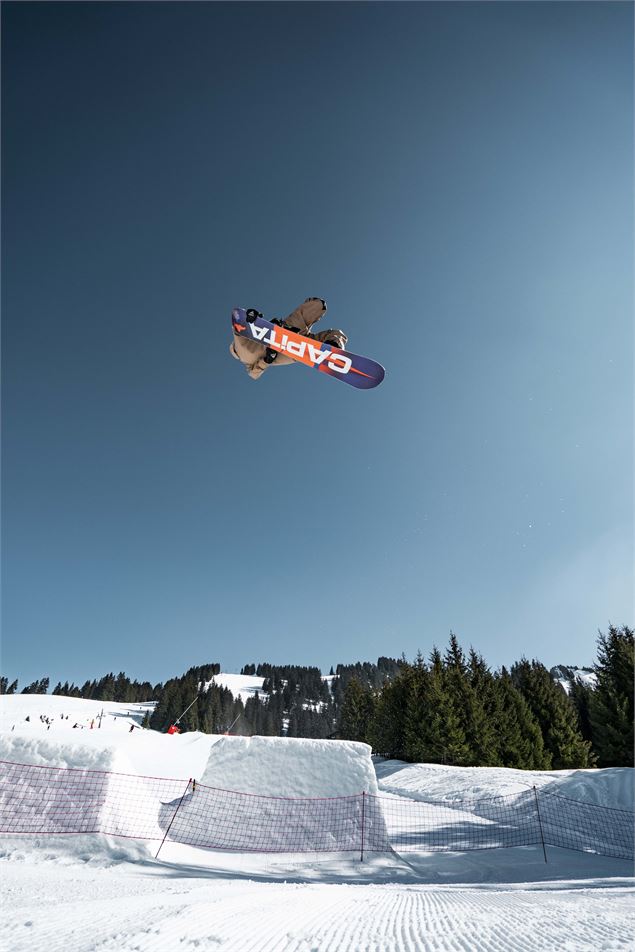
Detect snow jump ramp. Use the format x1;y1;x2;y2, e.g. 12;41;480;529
159;735;391;854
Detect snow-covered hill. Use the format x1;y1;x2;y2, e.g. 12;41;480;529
550;665;597;693
205;673;265;703
0;692;156;733
205;671;336;704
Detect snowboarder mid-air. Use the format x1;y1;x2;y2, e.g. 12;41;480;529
229;297;348;380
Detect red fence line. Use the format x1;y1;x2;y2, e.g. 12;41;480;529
0;760;632;862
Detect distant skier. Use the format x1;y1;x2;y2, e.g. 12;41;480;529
230;297;348;381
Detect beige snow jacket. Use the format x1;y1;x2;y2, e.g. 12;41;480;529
230;298;348;380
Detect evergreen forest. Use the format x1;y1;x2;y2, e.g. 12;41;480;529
2;625;632;770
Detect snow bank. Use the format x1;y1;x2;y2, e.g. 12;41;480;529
540;768;634;811
0;735;118;841
0;735;172;848
374;760;634;811
200;735;379;797
375;762;538;801
0;734;116;772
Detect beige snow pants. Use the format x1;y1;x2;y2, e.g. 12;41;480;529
230;298;348;381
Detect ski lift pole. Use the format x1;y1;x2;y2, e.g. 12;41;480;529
174;694;200;726
224;713;241;734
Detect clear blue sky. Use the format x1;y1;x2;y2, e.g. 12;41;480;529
2;2;633;688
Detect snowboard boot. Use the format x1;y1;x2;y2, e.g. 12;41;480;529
246;308;263;323
322;331;348;349
272;318;301;333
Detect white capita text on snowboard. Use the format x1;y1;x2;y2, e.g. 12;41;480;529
0;691;633;952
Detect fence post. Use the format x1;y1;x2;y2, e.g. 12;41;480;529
533;785;548;864
155;777;192;861
360;791;366;863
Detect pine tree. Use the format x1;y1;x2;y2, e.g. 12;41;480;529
338;678;375;743
446;642;499;766
80;679;96;699
495;668;551;769
150;682;180;731
21;677;49;694
401;655;433;763
569;677;594;744
511;659;592;768
589;625;634;766
418;649;471;765
367;669;411;759
468;650;507;764
0;678;7;694
286;703;299;738
96;673;116;701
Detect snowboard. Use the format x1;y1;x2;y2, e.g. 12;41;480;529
231;308;385;390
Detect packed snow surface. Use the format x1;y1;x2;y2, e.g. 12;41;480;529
200;734;379;796
1;694;633;951
374;760;635;810
1;853;633;952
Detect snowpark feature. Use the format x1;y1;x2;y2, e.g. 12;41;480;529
2;755;632;861
1;694;634;951
198;735;380;797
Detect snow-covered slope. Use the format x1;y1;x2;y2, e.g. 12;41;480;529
205;672;336;704
1;693;633;952
374;760;634;811
550;666;598;694
205;673;265;703
0;693;155;733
